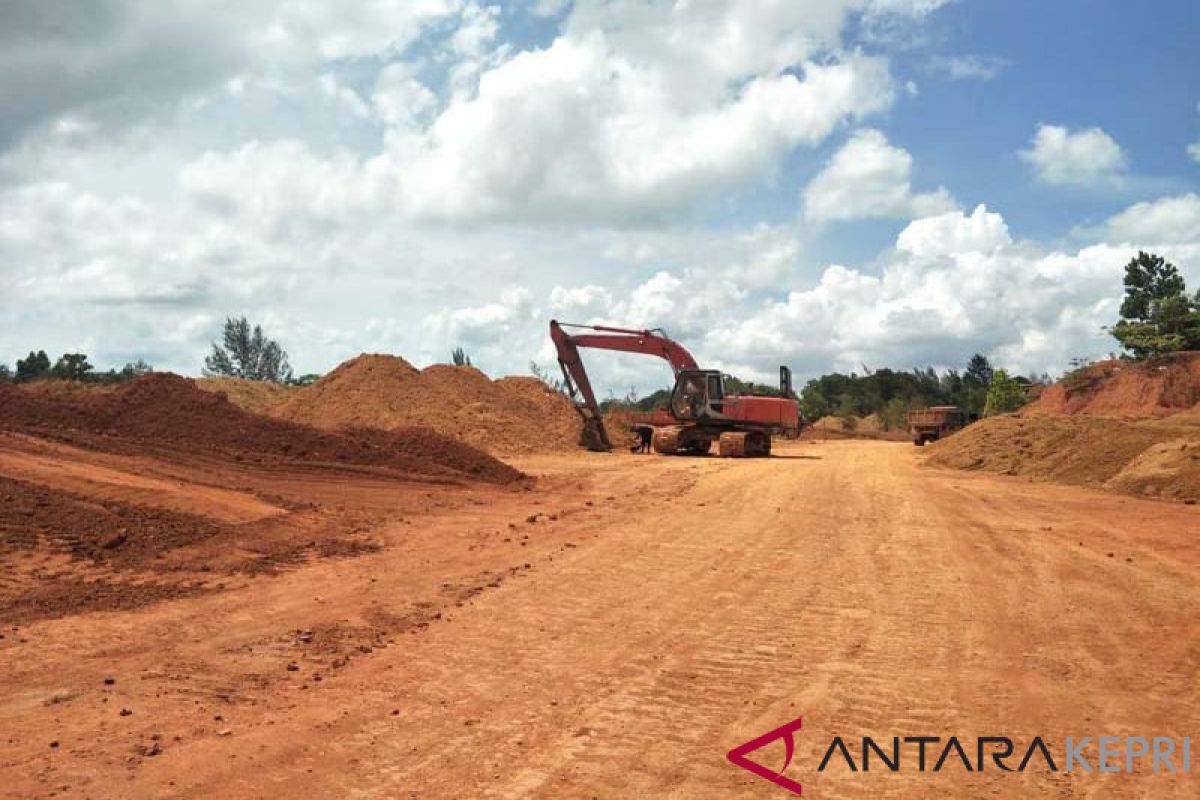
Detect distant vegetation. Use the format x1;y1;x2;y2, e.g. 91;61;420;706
0;349;153;385
204;316;293;383
793;354;1018;427
451;347;472;367
592;353;1047;429
983;369;1029;416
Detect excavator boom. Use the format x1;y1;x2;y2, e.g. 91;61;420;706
550;320;699;451
549;319;800;456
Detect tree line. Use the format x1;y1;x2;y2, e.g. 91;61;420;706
794;355;1040;428
0;350;153;385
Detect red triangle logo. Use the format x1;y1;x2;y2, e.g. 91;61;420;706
726;717;804;795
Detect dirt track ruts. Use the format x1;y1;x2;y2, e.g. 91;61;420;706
2;440;1198;798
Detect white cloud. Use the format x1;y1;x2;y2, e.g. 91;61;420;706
393;43;895;222
316;73;370;119
728;226;804;289
254;0;462;62
803;129;957;224
866;0;956;18
623;271;684;328
450;2;501;58
0;1;464;151
12;0;1197;397
1188;140;1200;162
549;285;612;315
706;205;1200;380
419;287;538;366
1080;193;1200;246
180;140;371;227
531;0;571;18
371;63;438;130
1019;124;1126;186
896;203;1011;257
928;54;1009;81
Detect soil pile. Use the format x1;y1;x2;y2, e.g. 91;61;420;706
196;376;294;414
926;352;1200;501
812;416;854;433
0;373;521;485
14;379;116;400
807;414;906;440
1026;353;1200;417
858;413;885;433
926;414;1200;502
272;354;580;455
1;473;223;567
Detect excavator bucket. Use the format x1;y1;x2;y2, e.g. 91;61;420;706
579;418;610;452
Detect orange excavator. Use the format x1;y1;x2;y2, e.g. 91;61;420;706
549;320;802;457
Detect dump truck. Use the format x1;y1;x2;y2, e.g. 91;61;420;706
906;406;965;446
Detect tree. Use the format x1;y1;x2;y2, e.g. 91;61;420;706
451;347;472;367
798;383;832;421
983;369;1027;416
1118;251;1186;320
0;364;11;384
879;396;909;432
15;350;51;382
50;352;94;380
119;359;154;379
964;353;994;388
203;317;293;382
835;394;859;423
1109;251;1200;358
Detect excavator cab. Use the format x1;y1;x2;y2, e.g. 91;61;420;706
669;370;730;421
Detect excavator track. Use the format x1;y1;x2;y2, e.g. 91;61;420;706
718;431;771;458
652;426;713;455
651;426;682;454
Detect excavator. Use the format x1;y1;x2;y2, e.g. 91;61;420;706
549;320;802;457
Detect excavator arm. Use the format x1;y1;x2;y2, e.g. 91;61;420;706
549;320;699;451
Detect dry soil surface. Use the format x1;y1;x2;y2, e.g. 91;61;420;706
2;440;1198;799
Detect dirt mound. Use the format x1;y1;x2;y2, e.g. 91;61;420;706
13;379;117;399
806;414;907;441
1027;352;1200;417
272;354;424;430
925;413;1200;501
858;413;885;433
1;474;223;567
196;376;294;413
272;354;581;455
0;373;521;485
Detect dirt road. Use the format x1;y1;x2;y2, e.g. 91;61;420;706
3;440;1198;798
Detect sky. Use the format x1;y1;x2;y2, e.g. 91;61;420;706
1;0;1199;396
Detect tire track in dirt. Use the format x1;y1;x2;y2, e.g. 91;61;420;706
6;442;1200;799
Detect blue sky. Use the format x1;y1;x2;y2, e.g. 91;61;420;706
1;0;1199;394
888;0;1199;235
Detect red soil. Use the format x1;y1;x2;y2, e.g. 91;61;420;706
0;373;521;485
272;354;581;455
1026;352;1200;417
